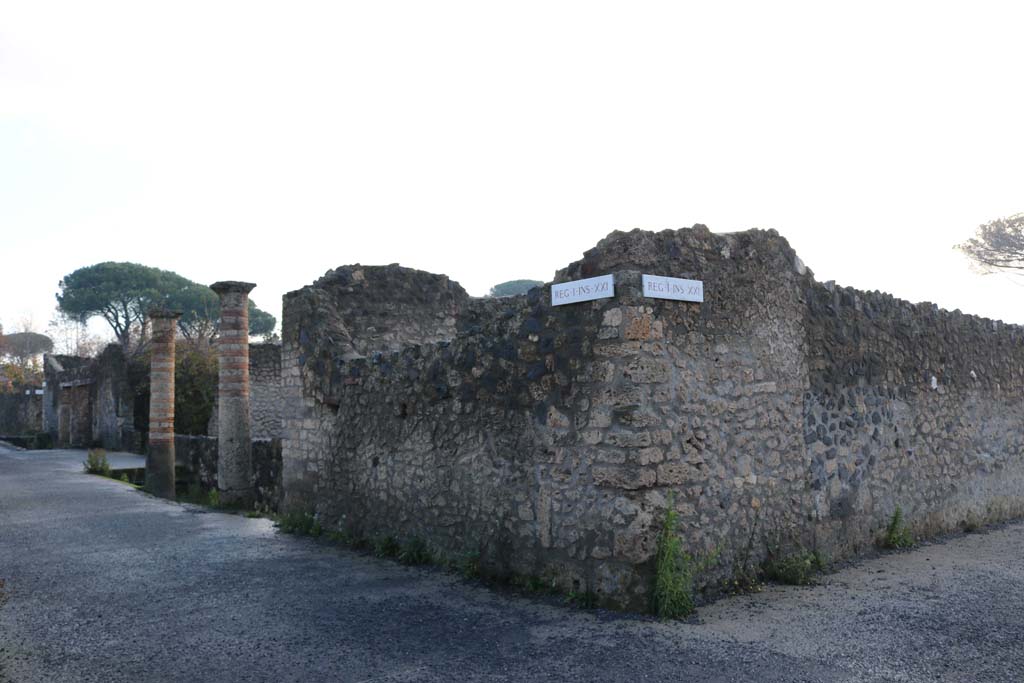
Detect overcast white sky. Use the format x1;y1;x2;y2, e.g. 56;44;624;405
2;1;1022;342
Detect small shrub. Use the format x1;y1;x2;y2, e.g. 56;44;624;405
349;534;371;551
510;574;557;594
725;565;764;595
119;473;130;483
652;497;716;619
763;549;824;586
727;514;764;594
460;551;481;579
181;482;219;506
83;448;111;477
567;590;598;609
882;506;913;549
372;535;400;558
277;511;323;537
398;537;432;565
326;530;349;544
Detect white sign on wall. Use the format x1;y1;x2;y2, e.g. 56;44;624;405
551;274;615;306
642;274;704;302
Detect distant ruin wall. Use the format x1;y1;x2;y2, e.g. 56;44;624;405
0;393;43;436
43;346;136;450
282;227;1024;609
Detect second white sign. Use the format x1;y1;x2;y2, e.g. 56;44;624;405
642;274;704;302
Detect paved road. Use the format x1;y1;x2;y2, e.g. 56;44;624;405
1;446;1022;682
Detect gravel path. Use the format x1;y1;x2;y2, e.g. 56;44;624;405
1;446;1021;682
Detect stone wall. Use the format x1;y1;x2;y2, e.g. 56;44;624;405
249;343;282;440
229;227;1024;609
800;281;1024;558
0;393;43;436
207;343;284;440
175;434;282;511
43;346;137;450
281;230;812;607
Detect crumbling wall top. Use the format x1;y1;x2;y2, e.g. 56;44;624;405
285;263;470;357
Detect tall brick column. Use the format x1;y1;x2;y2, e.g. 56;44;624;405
211;281;256;505
147;309;181;500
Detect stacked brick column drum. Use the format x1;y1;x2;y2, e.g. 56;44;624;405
211;281;257;506
147;309;181;500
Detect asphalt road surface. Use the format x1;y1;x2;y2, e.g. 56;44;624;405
2;445;1022;682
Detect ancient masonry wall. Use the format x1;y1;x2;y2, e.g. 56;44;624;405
249;343;283;440
43;346;136;450
0;393;43;436
176;434;282;511
280;227;1024;609
207;343;284;440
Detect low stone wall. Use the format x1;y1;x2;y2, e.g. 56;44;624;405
174;434;282;511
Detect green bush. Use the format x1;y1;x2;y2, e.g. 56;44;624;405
398;537;432;565
181;482;221;507
83;448;111;477
372;536;400;558
459;551;481;579
652;498;716;619
763;549;824;586
567;590;598;609
882;506;913;549
276;511;323;537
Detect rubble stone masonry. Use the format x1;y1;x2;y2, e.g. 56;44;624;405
281;227;1024;609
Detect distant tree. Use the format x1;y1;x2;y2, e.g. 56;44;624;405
165;284;276;344
488;279;544;297
2;332;54;367
171;282;221;344
57;262;277;350
57;262;171;349
247;303;277;339
957;213;1024;272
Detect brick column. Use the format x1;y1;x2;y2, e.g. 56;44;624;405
211;281;256;506
147;309;181;500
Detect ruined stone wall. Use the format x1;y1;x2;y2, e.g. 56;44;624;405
43;346;136;450
0;393;43;436
174;433;284;511
281;227;1024;609
249;343;282;440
